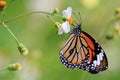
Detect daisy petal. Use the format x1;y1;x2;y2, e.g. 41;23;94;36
66;7;72;18
58;27;63;35
62;10;68;18
61;21;70;33
62;7;72;18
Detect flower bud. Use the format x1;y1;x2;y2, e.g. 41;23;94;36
53;8;59;14
114;8;120;19
115;8;120;14
106;35;114;40
115;25;120;35
62;16;67;22
55;22;61;29
8;63;22;71
0;0;6;11
18;43;28;55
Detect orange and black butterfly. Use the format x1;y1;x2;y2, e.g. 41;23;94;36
59;13;108;74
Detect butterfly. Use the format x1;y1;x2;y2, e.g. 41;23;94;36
59;13;108;74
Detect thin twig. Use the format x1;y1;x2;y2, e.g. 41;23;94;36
3;11;52;24
2;22;20;45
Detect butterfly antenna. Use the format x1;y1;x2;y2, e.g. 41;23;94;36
78;12;82;25
73;12;82;26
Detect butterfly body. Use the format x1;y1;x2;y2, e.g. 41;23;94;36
60;25;108;74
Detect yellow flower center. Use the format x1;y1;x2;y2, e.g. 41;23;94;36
67;17;73;24
115;26;120;34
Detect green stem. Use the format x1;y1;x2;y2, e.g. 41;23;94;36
0;10;6;22
3;11;52;24
0;10;60;46
53;14;63;18
47;15;56;23
0;66;8;72
0;11;54;45
2;22;20;45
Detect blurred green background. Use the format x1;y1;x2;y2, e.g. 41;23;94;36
0;0;120;80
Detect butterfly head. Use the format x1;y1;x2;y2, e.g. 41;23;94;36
72;24;81;35
70;12;83;35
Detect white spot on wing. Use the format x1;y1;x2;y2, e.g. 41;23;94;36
99;52;104;61
93;61;97;67
96;55;100;65
93;50;104;67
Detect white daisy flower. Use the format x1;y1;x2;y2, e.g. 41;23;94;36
57;7;73;35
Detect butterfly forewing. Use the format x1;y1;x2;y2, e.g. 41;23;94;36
60;26;108;74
